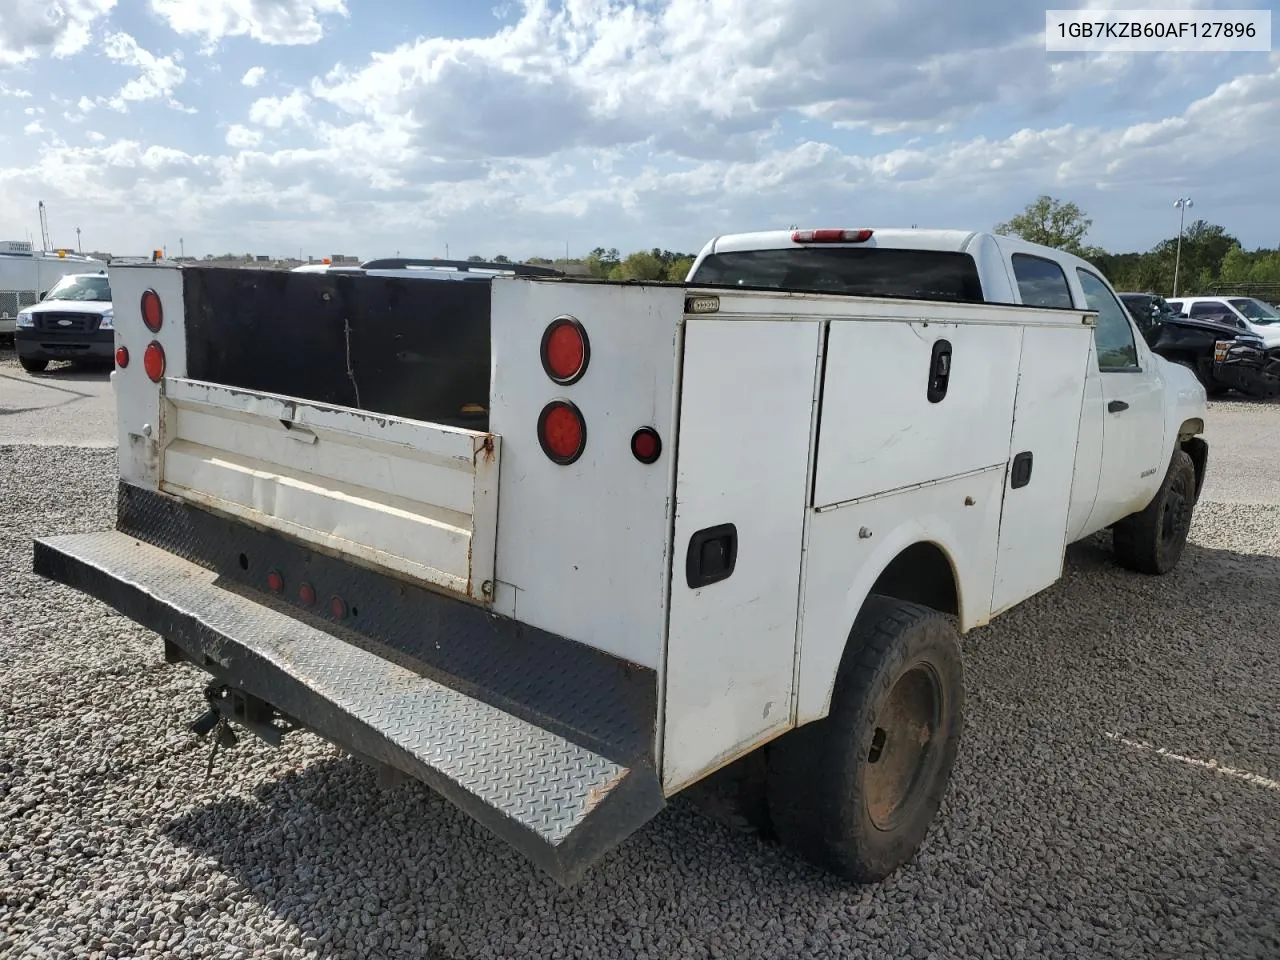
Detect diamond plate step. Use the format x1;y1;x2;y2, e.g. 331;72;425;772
33;530;665;886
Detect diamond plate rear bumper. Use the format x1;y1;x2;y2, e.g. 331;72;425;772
33;530;665;887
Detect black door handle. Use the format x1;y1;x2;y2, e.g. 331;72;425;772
1107;400;1129;413
686;523;738;589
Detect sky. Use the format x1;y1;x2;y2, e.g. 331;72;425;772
0;0;1277;261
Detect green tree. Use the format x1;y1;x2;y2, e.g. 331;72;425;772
466;254;485;262
995;196;1093;256
585;247;621;278
492;254;511;263
609;251;665;281
666;256;695;281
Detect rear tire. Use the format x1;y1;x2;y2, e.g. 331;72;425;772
766;595;963;883
19;357;48;373
1112;449;1197;575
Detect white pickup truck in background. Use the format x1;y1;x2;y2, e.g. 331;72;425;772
33;226;1208;888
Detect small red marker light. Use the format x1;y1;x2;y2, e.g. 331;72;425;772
540;316;590;384
298;582;316;606
115;346;129;368
630;427;662;464
140;289;163;332
266;570;284;593
329;595;348;619
537;400;586;465
143;341;165;382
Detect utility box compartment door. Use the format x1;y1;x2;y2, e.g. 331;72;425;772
662;317;820;793
813;319;1023;507
990;323;1093;614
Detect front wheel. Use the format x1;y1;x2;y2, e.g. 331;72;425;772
766;595;963;882
1112;449;1197;575
19;357;48;373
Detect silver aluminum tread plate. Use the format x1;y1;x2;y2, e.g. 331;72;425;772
33;530;665;887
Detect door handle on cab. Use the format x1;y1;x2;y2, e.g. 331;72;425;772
1107;400;1129;413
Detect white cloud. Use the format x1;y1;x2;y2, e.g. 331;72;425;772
101;32;188;111
149;0;348;47
226;124;263;148
0;0;116;65
0;84;34;99
24;121;45;135
248;90;311;128
86;130;106;142
2;1;1277;260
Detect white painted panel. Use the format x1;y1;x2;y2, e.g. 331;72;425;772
662;318;820;793
990;324;1092;615
157;379;499;602
488;280;683;671
795;467;1006;726
814;319;1023;507
108;264;187;490
1065;342;1105;543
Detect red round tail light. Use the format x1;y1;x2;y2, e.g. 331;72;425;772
298;582;316;606
143;341;166;382
115;346;129;368
266;570;284;593
140;289;163;332
329;595;348;619
630;427;662;464
540;316;589;384
537;400;586;465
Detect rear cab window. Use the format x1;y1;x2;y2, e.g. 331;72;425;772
688;247;985;303
1010;254;1074;309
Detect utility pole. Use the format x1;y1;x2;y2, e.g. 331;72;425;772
1172;197;1193;298
180;237;185;259
76;227;81;253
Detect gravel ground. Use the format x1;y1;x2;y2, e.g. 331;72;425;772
2;445;1278;960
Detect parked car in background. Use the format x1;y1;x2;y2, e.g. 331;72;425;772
1;242;107;337
1121;291;1279;398
1166;296;1280;346
14;272;114;372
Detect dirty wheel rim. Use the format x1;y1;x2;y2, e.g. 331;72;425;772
1160;470;1193;548
863;662;944;832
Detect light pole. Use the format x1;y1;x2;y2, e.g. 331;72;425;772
180;237;185;259
1172;197;1193;298
76;227;81;253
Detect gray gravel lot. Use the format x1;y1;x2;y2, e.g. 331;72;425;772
2;410;1279;957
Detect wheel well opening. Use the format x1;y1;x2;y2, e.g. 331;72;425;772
1180;434;1208;501
868;542;958;617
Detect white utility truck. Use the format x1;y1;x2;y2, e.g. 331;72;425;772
34;227;1209;887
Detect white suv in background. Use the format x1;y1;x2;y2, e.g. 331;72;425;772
1167;296;1280;347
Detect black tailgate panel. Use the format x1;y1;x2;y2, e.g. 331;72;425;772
181;268;491;427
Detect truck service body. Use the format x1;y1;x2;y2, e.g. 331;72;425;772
33;227;1209;886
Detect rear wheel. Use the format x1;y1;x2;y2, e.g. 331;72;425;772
1112;449;1197;575
19;357;48;373
766;595;963;882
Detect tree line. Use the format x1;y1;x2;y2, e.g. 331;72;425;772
466;194;1278;298
995;195;1280;296
471;248;697;281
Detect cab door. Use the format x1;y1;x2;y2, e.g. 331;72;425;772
1075;268;1167;532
